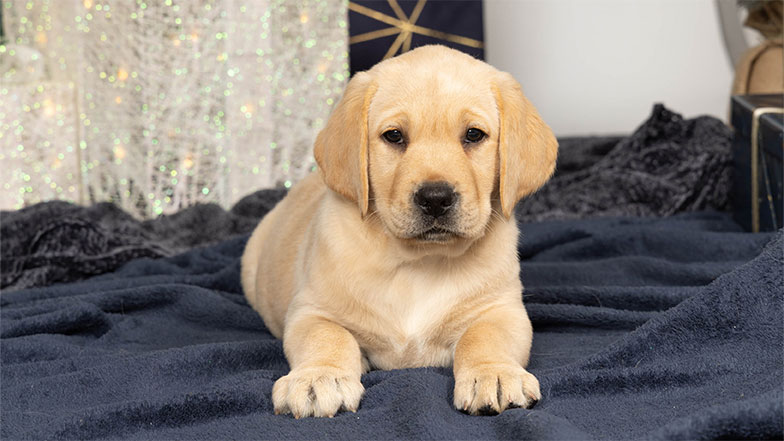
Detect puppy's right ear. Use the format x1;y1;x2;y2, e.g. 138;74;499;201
314;72;377;216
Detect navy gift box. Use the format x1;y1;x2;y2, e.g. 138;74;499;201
731;94;784;232
348;0;484;75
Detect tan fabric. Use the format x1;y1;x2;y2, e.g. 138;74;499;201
732;38;784;96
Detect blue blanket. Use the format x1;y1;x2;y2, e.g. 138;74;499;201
2;212;781;440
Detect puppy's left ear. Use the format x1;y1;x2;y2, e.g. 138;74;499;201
493;72;558;218
314;72;377;216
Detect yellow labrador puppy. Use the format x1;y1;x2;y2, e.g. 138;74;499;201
241;45;557;418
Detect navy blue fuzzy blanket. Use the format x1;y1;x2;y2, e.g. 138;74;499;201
2;212;781;440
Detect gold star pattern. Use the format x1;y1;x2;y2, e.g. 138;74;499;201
349;0;483;60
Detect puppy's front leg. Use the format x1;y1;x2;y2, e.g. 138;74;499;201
453;305;541;415
273;315;364;418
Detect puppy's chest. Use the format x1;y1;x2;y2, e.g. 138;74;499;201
354;270;473;370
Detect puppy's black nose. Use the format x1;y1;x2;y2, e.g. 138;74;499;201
414;182;457;218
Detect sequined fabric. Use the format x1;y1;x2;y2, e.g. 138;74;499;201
1;188;285;291
1;0;348;218
517;104;734;222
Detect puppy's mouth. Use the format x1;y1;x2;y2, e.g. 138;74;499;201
414;226;460;243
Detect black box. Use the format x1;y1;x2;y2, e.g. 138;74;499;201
731;94;784;232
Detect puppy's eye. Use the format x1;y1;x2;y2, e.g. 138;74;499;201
382;129;405;146
464;128;486;144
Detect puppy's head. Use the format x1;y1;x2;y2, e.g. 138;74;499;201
315;45;557;250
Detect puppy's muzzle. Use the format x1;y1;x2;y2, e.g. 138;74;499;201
414;182;457;219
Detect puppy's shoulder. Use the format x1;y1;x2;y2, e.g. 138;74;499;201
288;173;327;204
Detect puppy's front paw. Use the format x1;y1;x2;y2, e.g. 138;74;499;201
272;366;364;418
454;363;540;415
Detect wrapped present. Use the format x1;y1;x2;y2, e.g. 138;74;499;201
348;0;484;74
731;94;784;232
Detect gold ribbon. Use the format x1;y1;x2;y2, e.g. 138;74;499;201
348;0;484;61
750;107;784;232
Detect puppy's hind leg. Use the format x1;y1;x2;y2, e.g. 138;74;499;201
240;225;265;302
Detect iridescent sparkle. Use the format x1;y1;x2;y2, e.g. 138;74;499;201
1;0;349;217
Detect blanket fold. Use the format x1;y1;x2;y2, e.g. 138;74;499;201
2;212;780;440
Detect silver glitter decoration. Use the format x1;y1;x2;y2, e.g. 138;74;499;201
1;0;349;217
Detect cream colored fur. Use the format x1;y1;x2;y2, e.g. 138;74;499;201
241;45;558;418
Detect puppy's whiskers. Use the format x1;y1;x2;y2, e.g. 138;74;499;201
363;210;382;228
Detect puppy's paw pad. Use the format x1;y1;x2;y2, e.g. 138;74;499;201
476;404;499;416
272;366;364;418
